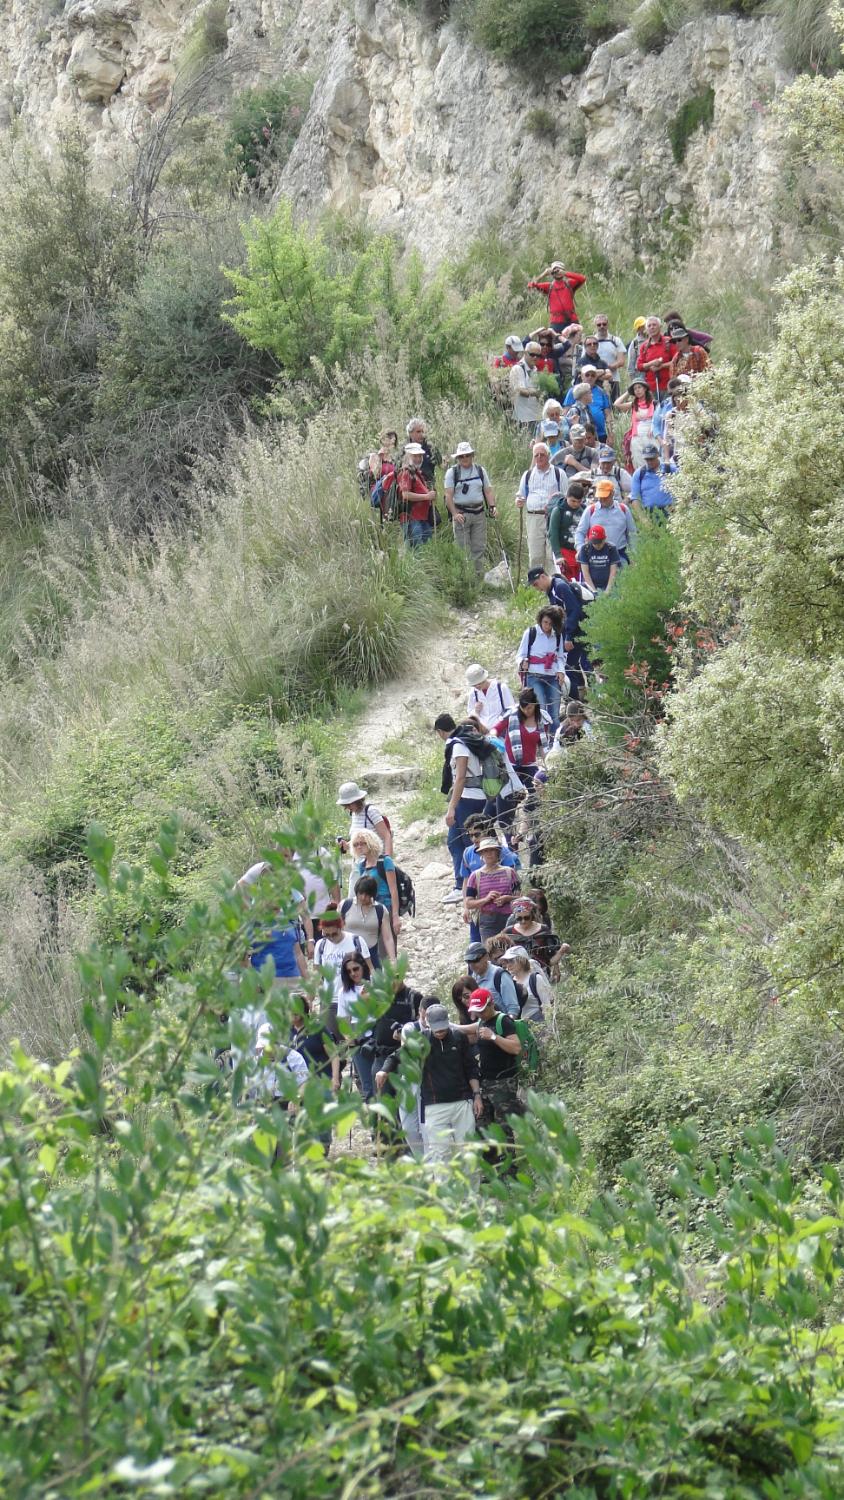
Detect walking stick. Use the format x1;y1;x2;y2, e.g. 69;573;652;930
516;506;524;588
490;515;516;594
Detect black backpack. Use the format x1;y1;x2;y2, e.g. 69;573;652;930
376;857;416;918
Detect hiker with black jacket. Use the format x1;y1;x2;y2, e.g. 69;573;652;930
418;1004;482;1163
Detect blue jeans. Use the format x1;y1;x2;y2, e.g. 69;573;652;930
565;644;592;700
403;520;433;547
352;1045;377;1101
446;795;479;886
526;673;561;732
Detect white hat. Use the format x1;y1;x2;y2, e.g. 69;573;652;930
404;443;425;456
580;364;599;375
504;334;524;352
476;838;501;853
502;945;531;963
337;781;367;805
465;663;489;687
451;441;475;459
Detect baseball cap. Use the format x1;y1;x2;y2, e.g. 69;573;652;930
464;942;488;962
425;1004;451;1032
542;420;560;437
580;364;598;375
569;424;587;439
526;566;547;583
641;441;660;458
467;988;493;1014
588;524;606;541
504;334;524;352
595;480;615;498
502;945;531;962
598;447;615;461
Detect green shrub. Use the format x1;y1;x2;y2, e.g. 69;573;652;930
181;0;229;73
4;831;844;1497
668;86;715;164
223;202;495;397
524;105;558;140
465;0;590;71
225;78;313;187
584;516;682;715
771;0;843;73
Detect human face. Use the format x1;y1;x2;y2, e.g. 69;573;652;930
525;352;537;367
351;836;368;859
322;921;342;939
539;614;554;636
346;961;365;982
591;537;606;550
357;890;373;910
460;453;475;469
530;573;550;591
594;317;608;332
469;956;488;976
409;423;426;442
646;317;661;338
480;846;500;867
534;448;550;470
646;454;660;469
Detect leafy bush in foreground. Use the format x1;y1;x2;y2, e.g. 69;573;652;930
2;821;844;1496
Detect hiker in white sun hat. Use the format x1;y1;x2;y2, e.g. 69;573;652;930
444;442;497;578
336;781;393;857
464;663;515;732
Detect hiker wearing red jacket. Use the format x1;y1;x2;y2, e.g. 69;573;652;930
635;316;673;398
527;262;587;333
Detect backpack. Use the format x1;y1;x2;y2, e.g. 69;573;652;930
526;624;563;664
376;857;416;918
355;802;392;839
447;463;491;505
495;1012;540;1073
523;973;545;1019
371;469;398;519
487;965;524;1015
357;456;373;499
454;722;509;799
340;897;387;929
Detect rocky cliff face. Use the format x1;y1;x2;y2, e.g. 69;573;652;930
0;0;790;270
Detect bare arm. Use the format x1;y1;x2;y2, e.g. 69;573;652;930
605;563;619;594
372;817;393;857
385;866;401;935
446;758;467;825
379;906;397;961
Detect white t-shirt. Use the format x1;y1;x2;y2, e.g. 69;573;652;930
520;969;554;1023
293;848;339;916
467;678;515;730
313;933;368;1001
234;1006;309;1099
348;803;386;836
450;738;487;803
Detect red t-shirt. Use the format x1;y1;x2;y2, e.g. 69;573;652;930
494;715;542;768
397;468;430;522
528;273;586;325
636;337;673;393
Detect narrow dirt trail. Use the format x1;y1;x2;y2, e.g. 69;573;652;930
340;598;516;993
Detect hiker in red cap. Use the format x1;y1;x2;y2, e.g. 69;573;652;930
578;523;620;594
465;987;524;1154
527;262;587;332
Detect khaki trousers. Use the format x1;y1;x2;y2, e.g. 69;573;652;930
453;510;487;575
423;1099;476;1164
526;509;555;573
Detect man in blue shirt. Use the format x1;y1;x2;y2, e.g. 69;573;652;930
630;441;677;515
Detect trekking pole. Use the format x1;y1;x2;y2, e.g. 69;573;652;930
516;507;524;588
490;515;516;594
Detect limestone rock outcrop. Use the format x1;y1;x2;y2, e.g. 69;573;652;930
0;0;792;271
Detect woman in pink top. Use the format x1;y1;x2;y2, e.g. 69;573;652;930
463;838;521;941
615;378;655;469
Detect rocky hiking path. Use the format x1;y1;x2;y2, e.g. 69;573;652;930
343;598;514;992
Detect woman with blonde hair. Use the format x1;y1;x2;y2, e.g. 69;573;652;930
348;827;401;940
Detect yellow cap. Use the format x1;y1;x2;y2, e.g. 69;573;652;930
595;479;615;498
633;316;646;331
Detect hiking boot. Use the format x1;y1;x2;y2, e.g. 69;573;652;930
442;888;463;904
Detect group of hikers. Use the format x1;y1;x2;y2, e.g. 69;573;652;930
234;265;710;1168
